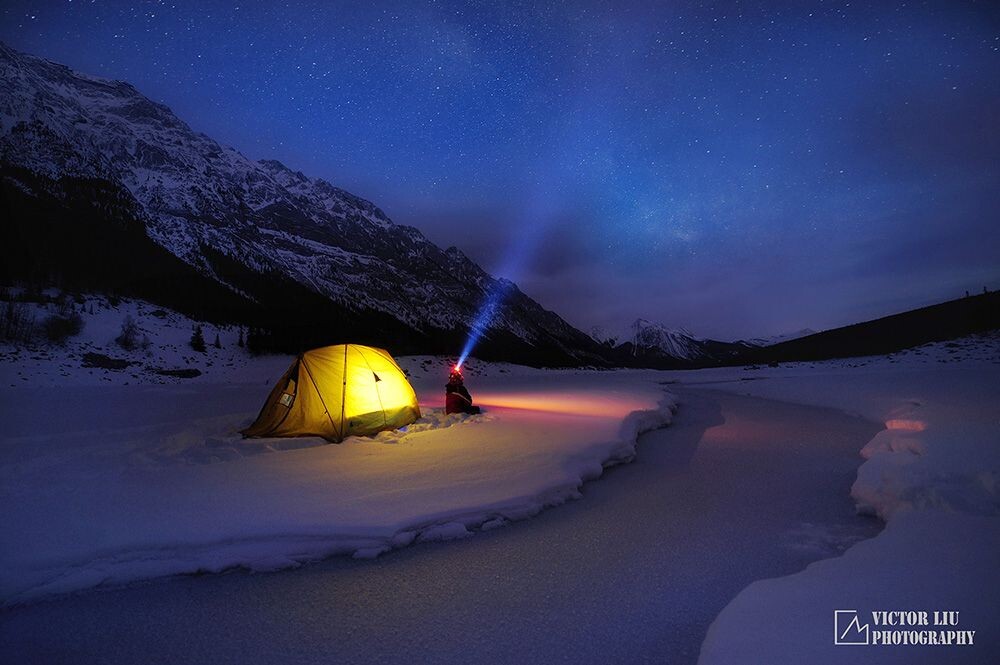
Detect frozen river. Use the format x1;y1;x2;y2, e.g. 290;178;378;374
0;388;882;664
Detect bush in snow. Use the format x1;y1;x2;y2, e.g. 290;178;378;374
0;299;36;343
190;325;207;352
115;315;150;351
116;315;138;350
41;304;84;344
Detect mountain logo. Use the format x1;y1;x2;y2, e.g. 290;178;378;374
834;610;870;645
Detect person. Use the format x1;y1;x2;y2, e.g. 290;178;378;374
445;367;480;415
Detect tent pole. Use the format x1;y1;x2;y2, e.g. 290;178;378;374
340;344;348;436
300;356;340;441
355;346;389;427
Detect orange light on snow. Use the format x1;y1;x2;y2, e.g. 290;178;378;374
885;419;927;432
472;391;640;418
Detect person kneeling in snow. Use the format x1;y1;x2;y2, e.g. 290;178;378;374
445;367;481;415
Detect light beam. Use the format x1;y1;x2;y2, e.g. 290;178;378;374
455;201;553;368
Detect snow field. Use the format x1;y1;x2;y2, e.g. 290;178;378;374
3;291;998;664
0;349;676;606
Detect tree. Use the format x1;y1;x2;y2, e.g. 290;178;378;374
115;315;140;350
237;327;245;348
214;332;222;349
190;325;206;352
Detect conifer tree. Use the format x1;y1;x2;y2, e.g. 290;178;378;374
190;324;206;352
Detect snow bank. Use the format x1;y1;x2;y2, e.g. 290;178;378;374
0;357;676;606
687;335;1000;664
698;510;1000;664
849;387;999;519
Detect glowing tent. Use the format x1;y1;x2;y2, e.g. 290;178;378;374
242;344;420;443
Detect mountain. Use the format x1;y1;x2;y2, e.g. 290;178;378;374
741;328;816;347
593;290;1000;368
0;42;601;365
593;319;752;367
739;291;1000;364
593;319;706;361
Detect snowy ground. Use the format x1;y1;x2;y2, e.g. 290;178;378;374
0;388;880;665
0;293;252;387
0;295;676;605
2;293;998;662
674;335;1000;664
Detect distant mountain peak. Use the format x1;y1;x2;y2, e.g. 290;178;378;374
625;319;705;360
742;328;817;347
591;318;753;366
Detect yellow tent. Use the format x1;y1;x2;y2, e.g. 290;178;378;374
242;344;420;443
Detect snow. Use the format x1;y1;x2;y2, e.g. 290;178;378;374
2;291;998;663
0;315;676;606
0;387;883;664
600;318;707;360
668;338;1000;521
742;327;817;347
0;295;256;386
682;334;1000;664
699;511;1000;663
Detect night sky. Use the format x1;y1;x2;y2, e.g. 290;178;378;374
2;1;998;340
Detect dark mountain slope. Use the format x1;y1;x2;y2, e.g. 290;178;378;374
0;42;602;364
743;291;1000;364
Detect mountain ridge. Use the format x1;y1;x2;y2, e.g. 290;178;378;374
591;318;753;367
0;42;601;365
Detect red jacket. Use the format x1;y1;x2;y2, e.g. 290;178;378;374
445;381;474;414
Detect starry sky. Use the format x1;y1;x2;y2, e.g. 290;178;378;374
2;1;998;340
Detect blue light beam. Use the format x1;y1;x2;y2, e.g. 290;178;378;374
455;202;553;368
456;279;513;368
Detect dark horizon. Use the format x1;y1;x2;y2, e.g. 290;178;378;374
2;1;998;341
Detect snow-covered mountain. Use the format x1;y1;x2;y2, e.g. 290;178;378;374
0;43;598;363
627;319;708;360
593;319;706;361
593;318;752;365
742;328;816;347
